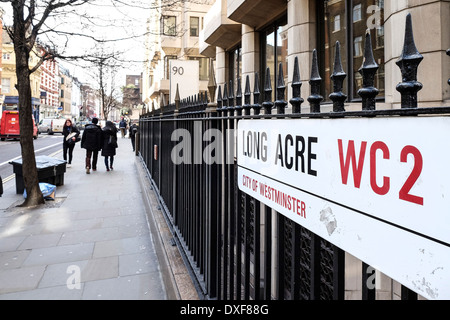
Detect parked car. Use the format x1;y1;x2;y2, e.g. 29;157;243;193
38;118;66;135
0;110;38;141
51;118;66;134
38;118;53;134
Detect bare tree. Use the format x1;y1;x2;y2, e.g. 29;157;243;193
0;0;209;207
95;54;122;121
0;0;140;207
0;0;94;207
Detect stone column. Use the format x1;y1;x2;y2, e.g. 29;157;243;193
241;24;260;104
287;0;317;106
215;46;227;89
385;1;450;107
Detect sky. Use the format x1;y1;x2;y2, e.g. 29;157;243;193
0;0;152;87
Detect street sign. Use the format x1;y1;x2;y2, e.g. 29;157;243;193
237;117;450;300
169;60;199;104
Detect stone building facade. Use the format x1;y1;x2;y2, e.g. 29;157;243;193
199;0;449;300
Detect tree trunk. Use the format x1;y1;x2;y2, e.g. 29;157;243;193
17;58;44;207
13;13;44;207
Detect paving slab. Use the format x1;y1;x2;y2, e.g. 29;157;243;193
0;133;198;300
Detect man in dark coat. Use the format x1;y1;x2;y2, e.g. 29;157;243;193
129;121;139;152
81;117;103;174
119;117;127;138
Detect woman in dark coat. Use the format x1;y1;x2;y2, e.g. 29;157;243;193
62;118;80;167
101;120;118;171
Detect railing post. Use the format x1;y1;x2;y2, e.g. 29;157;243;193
329;41;347;112
175;84;180;112
307;49;323;113
173;83;180;227
227;78;237;299
228;80;235;113
234;77;243;300
262;68;273;115
358;30;379;111
205;60;219;299
243;75;252;116
290;57;304;114
396;13;423;109
216;83;224;300
275;63;287;115
235;78;243;116
252;73;262;115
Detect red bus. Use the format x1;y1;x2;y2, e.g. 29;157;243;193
0;110;38;141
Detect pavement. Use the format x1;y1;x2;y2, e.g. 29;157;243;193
0;133;199;300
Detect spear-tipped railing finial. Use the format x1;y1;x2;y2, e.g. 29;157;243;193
290;56;304;114
216;85;223;113
396;13;423;108
329;41;347;112
235;77;243;115
175;83;180;111
358;30;379;110
253;72;262;115
207;58;216;104
262;68;273;114
243;75;252;116
307;49;323;113
275;63;287;114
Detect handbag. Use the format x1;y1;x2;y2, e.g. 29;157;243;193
66;132;80;144
108;135;118;148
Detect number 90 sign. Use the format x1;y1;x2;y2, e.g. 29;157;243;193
169;60;199;104
172;66;184;76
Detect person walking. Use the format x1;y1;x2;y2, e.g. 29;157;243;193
119;117;127;138
101;120;118;171
81;117;103;174
129;121;139;152
62;118;80;168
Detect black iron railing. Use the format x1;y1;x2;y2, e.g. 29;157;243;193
139;14;449;300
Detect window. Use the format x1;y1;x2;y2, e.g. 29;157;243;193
228;46;242;92
354;36;363;57
164;55;177;79
353;4;362;22
376;21;384;49
163;16;176;36
190;17;199;37
2;78;10;93
260;16;288;101
319;0;385;101
2;53;10;60
189;56;209;81
333;15;341;32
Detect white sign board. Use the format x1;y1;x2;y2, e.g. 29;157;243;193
237;117;450;300
169;60;199;104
